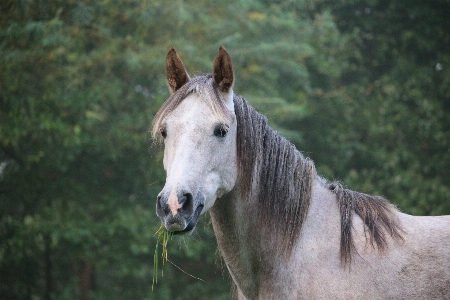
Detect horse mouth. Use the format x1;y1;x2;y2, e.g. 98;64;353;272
170;204;204;235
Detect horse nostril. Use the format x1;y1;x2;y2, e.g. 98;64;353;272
157;192;194;218
157;195;170;216
179;193;193;216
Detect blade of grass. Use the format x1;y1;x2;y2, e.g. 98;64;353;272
152;225;205;291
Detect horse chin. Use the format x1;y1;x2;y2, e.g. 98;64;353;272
166;204;204;235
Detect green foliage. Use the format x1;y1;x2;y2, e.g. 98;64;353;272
297;0;450;215
1;0;449;299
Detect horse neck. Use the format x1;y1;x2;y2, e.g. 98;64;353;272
209;189;279;297
209;179;341;298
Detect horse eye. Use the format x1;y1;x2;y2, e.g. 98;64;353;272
214;124;228;137
160;128;167;139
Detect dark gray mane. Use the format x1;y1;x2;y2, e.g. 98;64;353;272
329;182;404;265
233;95;403;262
233;96;315;257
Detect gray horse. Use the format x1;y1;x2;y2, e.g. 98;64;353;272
152;46;450;299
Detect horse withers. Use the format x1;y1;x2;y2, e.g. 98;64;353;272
152;46;450;299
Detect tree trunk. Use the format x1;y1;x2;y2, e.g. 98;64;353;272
43;235;52;300
73;260;95;300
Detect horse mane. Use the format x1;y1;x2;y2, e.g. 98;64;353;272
153;74;404;264
233;95;404;263
233;96;315;257
329;182;404;265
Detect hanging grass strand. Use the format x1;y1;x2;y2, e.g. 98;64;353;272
166;258;206;282
152;225;204;291
152;225;171;291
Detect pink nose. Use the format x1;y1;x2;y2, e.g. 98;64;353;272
156;190;205;234
156;191;193;219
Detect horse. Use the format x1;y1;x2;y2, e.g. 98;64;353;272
151;46;450;299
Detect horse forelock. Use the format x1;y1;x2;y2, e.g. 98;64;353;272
233;96;315;258
151;74;233;141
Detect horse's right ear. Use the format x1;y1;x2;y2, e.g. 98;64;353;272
166;48;190;94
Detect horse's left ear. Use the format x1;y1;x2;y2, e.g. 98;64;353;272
213;46;234;93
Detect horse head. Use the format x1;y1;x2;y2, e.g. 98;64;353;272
153;47;238;234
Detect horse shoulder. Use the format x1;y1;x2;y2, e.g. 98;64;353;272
287;185;372;299
394;214;450;293
290;184;450;299
345;213;450;298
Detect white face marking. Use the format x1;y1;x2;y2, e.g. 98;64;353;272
167;188;181;215
161;91;237;215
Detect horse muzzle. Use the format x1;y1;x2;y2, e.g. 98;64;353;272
156;191;204;234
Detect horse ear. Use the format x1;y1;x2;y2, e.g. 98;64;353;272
213;46;234;93
166;47;190;94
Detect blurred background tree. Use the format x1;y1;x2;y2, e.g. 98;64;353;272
1;0;448;299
